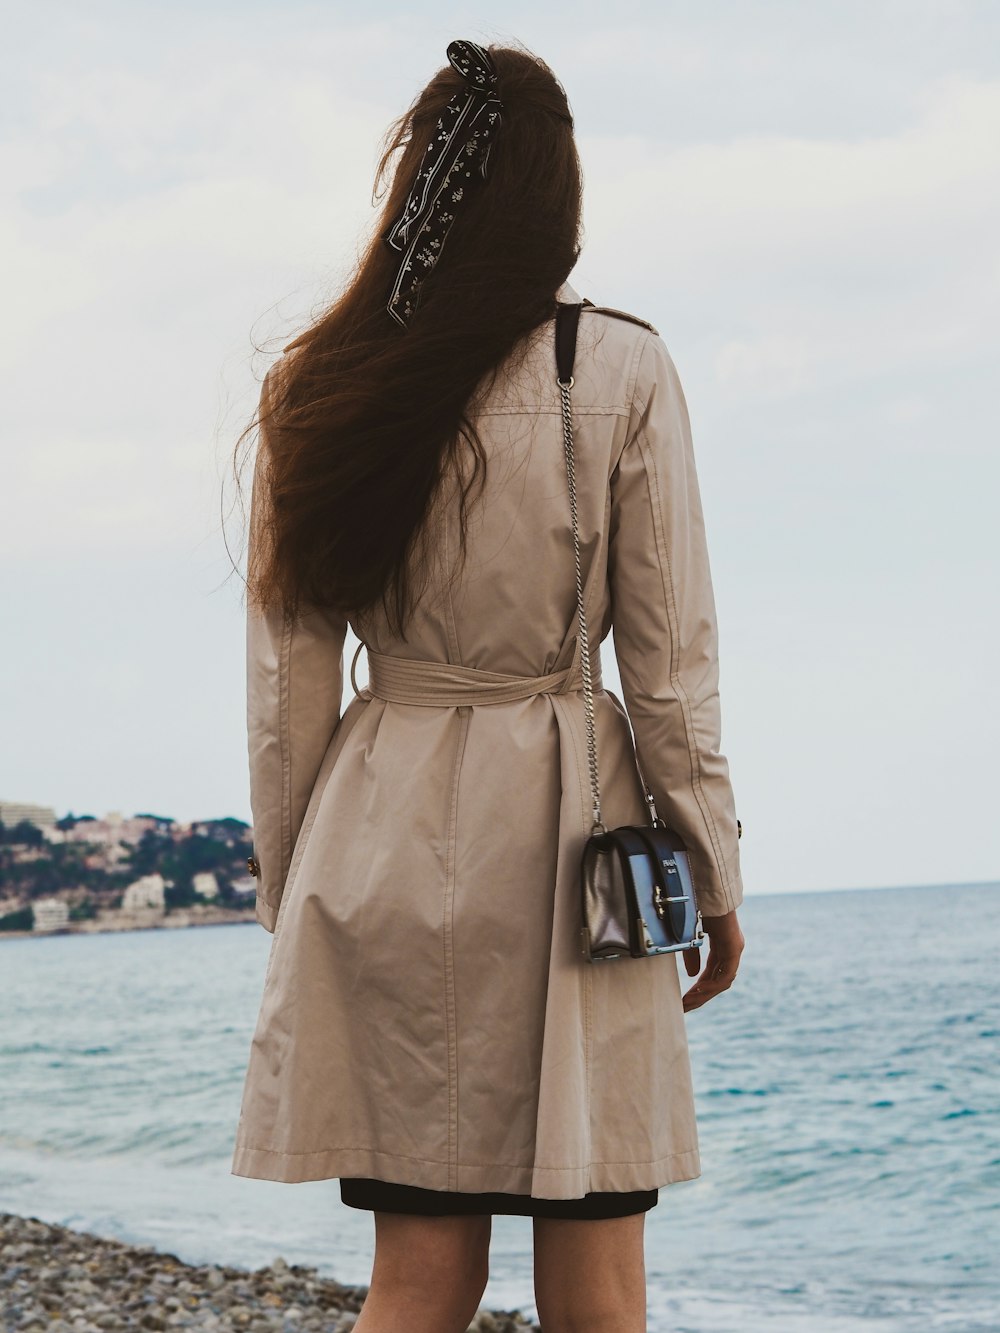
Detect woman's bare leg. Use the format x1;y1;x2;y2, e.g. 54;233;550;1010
532;1213;647;1332
353;1210;492;1333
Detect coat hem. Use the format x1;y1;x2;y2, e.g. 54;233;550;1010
229;1141;701;1198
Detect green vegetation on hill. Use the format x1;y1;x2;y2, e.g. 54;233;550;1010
0;906;33;932
0;815;255;916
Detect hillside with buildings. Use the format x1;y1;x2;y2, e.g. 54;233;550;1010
0;801;258;937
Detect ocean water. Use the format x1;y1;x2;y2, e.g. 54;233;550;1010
1;881;997;1332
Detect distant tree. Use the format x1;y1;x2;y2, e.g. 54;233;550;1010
165;880;199;910
215;877;236;906
174;834;232;875
0;906;33;932
3;820;44;847
197;817;251;847
23;860;61;897
127;829;172;876
69;898;97;921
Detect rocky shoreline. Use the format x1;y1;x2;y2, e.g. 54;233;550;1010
0;1213;537;1332
0;909;258;941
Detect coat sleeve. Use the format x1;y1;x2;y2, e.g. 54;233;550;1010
607;331;744;917
246;362;348;933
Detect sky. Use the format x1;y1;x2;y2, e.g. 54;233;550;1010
2;0;997;897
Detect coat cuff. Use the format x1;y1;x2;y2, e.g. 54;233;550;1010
255;895;280;934
694;850;744;917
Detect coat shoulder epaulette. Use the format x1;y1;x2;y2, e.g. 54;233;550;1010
584;302;659;335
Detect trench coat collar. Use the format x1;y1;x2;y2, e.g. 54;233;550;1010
556;277;582;304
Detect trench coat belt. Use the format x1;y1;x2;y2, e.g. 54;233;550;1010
355;641;603;707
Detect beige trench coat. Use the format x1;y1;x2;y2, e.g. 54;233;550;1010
230;278;744;1198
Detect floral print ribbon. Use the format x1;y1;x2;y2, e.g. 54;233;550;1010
383;40;504;328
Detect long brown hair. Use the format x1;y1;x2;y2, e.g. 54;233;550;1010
234;41;583;638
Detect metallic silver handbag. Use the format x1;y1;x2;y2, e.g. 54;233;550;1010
556;300;708;963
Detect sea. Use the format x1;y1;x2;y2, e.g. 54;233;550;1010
2;881;998;1333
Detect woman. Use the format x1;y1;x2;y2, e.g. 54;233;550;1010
230;38;745;1333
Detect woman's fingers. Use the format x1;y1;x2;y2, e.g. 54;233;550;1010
681;914;745;1012
682;952;739;1011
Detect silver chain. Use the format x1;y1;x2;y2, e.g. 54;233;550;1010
559;363;662;835
559;374;605;834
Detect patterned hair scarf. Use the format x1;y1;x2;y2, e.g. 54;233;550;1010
382;40;504;328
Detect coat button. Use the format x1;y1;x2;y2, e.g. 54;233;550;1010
247;856;260;877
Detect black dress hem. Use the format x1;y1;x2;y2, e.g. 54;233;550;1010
339;1176;659;1219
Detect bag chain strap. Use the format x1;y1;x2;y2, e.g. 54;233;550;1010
557;304;740;853
558;365;663;837
558;371;605;835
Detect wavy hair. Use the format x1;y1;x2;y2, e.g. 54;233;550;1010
233;41;583;638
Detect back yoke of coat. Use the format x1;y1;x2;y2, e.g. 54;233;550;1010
230;278;745;1198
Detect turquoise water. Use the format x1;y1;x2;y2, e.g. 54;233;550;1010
2;882;997;1331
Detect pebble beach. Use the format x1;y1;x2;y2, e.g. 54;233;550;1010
0;1213;537;1333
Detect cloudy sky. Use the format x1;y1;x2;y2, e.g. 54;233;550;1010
3;1;997;896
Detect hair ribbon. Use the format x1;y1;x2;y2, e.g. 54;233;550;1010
383;40;504;328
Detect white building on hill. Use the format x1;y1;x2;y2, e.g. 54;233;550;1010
32;898;70;932
192;872;219;900
0;801;57;831
122;873;166;914
230;875;257;899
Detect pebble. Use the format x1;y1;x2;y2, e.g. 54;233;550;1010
0;1212;538;1331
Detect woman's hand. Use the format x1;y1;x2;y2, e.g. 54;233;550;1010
680;909;745;1012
